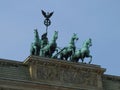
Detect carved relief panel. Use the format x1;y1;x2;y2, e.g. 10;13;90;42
36;61;98;87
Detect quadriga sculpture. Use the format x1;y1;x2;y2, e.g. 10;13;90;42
59;33;78;60
71;38;92;64
30;29;41;56
40;31;58;58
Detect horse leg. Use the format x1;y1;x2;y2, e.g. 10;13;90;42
35;47;38;56
40;49;44;57
36;47;40;56
76;58;79;62
30;47;33;55
49;50;52;58
30;48;35;55
30;43;35;55
35;49;39;56
60;54;63;60
34;46;37;55
70;56;74;62
52;49;58;59
65;56;68;61
88;55;92;64
81;53;84;63
81;58;84;63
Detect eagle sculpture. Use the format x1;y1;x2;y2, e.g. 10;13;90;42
41;10;54;19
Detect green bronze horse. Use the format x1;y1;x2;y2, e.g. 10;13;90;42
59;33;78;60
40;31;58;58
71;38;92;64
30;29;41;56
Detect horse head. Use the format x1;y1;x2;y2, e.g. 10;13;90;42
84;38;92;48
88;38;92;47
34;29;38;37
30;29;41;56
34;29;40;42
73;33;79;41
53;31;58;41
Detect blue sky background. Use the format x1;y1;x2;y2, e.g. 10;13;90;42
0;0;120;76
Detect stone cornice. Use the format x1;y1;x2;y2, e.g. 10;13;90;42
24;55;106;75
0;58;26;67
103;74;120;81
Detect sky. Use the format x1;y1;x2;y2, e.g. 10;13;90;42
0;0;120;76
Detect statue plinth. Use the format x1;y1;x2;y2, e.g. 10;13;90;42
24;55;106;90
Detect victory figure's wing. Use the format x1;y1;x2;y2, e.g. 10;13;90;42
41;10;47;18
47;12;54;18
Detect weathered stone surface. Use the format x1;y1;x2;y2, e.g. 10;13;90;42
24;55;106;90
0;58;30;80
102;75;120;90
0;56;119;90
